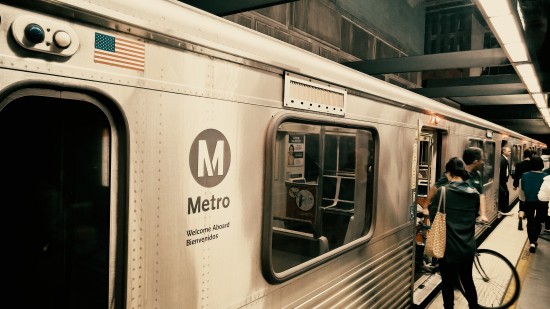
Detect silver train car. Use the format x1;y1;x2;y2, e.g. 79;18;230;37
0;0;544;308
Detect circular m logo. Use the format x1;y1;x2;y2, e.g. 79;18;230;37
189;129;231;188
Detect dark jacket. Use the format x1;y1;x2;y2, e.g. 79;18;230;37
500;155;509;189
513;159;530;188
520;171;547;202
429;181;479;263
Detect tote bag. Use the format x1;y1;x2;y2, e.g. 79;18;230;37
425;186;446;259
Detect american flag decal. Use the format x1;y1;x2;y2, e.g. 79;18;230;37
94;33;145;72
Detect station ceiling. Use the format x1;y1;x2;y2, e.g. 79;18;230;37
179;0;550;144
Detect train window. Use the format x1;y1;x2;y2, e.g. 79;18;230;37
0;95;112;308
468;139;495;185
511;144;521;175
483;141;496;185
264;120;375;281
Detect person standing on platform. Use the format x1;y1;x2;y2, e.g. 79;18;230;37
519;156;548;253
419;147;488;270
537;171;550;234
499;146;511;215
423;147;488;222
429;157;480;309
513;149;533;230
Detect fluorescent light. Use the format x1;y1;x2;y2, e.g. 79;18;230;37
504;42;529;62
478;0;512;17
517;1;526;30
490;15;522;44
516;63;542;93
533;93;547;109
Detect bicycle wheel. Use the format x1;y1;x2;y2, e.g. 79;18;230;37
471;249;521;309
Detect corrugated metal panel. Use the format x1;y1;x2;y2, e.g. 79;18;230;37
291;238;414;309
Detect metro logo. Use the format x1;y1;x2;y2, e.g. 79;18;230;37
198;140;224;177
189;129;231;187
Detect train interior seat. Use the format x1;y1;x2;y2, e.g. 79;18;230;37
272;227;329;272
321;175;355;248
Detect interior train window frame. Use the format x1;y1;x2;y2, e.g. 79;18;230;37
261;113;377;283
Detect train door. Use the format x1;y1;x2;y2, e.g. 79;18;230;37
417;133;434;201
0;89;125;308
416;129;444;207
509;142;523;203
510;143;521;176
469;139;498;220
414;128;444;277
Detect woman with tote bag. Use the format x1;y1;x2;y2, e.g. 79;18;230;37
428;157;481;309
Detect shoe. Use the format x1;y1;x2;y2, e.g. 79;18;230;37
529;244;536;253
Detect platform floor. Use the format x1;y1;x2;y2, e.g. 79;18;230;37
417;202;550;308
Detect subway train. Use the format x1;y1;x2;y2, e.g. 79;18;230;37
0;0;545;308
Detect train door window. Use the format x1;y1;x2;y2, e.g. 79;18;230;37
0;94;114;308
483;141;496;185
264;120;375;281
417;133;433;197
511;144;521;175
468;139;495;185
469;139;482;149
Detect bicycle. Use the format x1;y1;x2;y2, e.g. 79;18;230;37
458;221;521;309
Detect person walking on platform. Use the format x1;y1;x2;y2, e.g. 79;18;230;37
499;146;511;215
519;156;549;253
513;149;533;230
537;169;550;234
429;157;480;309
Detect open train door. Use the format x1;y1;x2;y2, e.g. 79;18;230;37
412;126;446;306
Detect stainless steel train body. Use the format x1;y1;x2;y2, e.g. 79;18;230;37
0;0;543;308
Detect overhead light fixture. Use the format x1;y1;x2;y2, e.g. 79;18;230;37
504;42;529;62
477;0;512;17
475;0;549;130
532;93;547;108
516;63;542;93
516;1;526;30
490;15;523;44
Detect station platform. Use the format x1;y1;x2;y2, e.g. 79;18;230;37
413;202;550;308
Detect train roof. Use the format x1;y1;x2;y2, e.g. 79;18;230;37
10;0;544;145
